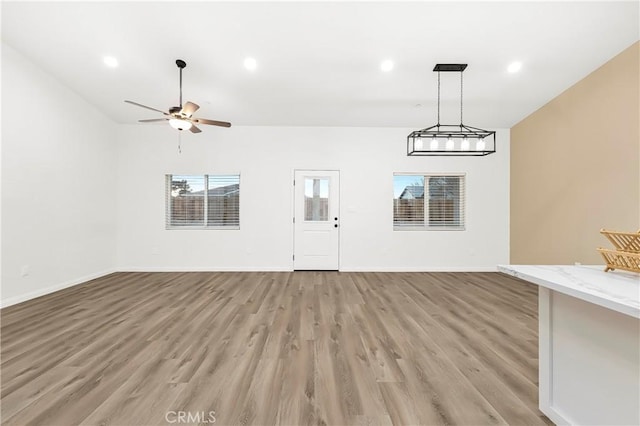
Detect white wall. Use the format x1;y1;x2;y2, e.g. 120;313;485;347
116;125;509;271
1;42;511;309
1;44;118;307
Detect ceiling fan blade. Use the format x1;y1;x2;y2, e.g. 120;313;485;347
181;101;200;117
193;118;232;128
189;124;202;133
125;100;168;115
138;118;169;123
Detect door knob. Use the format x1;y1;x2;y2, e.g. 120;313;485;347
334;217;338;221
334;224;338;228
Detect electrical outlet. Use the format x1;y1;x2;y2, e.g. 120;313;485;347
20;265;30;277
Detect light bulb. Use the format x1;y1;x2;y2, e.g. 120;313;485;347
415;137;423;150
169;118;193;131
244;57;257;71
507;61;522;73
380;59;394;72
461;138;470;151
476;138;486;151
446;137;454;151
103;56;118;68
430;137;438;150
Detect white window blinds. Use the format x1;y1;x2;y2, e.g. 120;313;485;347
207;175;240;227
393;174;465;230
166;174;240;229
428;176;464;228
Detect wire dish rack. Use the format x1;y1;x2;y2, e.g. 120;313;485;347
598;229;640;273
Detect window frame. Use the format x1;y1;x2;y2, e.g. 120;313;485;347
165;174;240;230
393;172;466;231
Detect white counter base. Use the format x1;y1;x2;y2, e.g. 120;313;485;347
500;265;640;426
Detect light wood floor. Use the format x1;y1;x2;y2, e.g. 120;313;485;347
1;272;551;426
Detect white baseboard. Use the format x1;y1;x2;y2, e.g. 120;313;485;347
339;266;499;272
119;266;498;273
117;266;293;272
0;268;117;309
541;406;573;426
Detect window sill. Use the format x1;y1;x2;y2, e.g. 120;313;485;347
166;226;240;230
393;226;465;231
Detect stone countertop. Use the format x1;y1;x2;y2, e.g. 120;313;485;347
498;264;640;319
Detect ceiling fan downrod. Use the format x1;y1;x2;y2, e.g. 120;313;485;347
176;59;186;108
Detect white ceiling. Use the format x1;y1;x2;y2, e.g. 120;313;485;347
2;1;638;128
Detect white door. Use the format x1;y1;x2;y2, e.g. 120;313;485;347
294;170;340;270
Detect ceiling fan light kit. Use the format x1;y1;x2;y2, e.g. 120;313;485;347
407;64;496;156
169;118;193;131
124;59;231;134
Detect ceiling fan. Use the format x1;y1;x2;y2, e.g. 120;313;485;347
125;59;231;133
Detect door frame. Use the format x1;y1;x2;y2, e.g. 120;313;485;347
291;169;341;271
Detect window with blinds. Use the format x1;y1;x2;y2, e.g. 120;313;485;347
393;173;465;230
166;174;240;229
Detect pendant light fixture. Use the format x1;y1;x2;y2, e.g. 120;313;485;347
407;64;496;156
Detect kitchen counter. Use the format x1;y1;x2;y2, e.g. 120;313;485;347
498;264;639;318
499;265;639;425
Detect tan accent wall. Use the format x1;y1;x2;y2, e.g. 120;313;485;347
511;42;639;265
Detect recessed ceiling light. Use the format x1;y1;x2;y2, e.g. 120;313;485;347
103;56;118;68
244;57;257;71
507;61;522;73
381;59;394;72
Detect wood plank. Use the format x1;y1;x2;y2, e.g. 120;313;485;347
1;271;551;425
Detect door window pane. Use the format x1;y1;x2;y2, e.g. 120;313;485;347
304;178;329;221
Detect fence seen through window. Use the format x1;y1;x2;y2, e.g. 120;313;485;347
166;174;240;229
393;174;465;230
